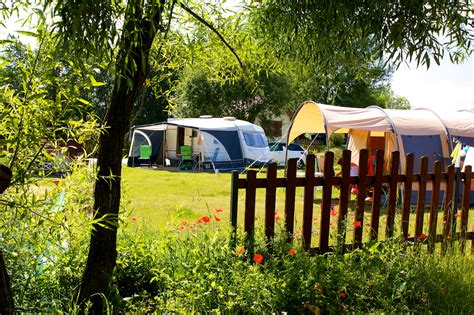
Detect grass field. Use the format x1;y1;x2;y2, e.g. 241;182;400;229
122;166;474;249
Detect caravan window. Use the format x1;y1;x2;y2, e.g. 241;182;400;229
243;132;268;148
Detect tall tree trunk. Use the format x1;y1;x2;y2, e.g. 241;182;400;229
77;1;165;311
0;166;13;315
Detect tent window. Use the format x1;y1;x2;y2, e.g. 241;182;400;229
243;132;267;148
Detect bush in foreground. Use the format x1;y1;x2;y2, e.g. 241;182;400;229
112;220;474;313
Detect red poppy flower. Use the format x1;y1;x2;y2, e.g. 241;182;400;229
352;221;362;228
417;233;428;240
275;215;281;221
131;217;137;222
202;216;211;223
453;213;461;217
196;218;203;225
236;246;244;255
189;224;194;230
214;215;221;221
274;211;278;215
339;291;347;299
253;253;264;264
181;220;187;225
289;249;296;255
330;209;337;217
179;225;185;231
215;208;223;213
313;216;318;222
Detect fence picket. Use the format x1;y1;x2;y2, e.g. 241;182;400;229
337;150;351;249
285;159;297;240
370;150;385;241
265;163;277;246
415;157;429;242
428;161;442;253
302;155;316;250
244;170;257;255
386;151;400;238
354;149;369;248
401;154;415;239
319;151;334;253
442;165;455;254
460;165;472;253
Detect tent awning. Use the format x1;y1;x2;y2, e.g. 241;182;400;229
287;101;393;143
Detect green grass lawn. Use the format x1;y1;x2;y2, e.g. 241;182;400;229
122;166;474;250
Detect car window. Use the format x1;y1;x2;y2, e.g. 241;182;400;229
287;143;304;151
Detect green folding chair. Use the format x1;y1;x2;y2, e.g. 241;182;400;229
139;145;152;166
179;145;193;170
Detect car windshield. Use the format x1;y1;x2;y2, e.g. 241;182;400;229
287;143;304;151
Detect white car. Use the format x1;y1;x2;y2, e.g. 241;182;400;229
268;142;307;168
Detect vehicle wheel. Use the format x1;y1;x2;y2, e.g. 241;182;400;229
297;159;305;169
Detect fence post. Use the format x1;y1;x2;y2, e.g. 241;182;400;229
229;170;239;248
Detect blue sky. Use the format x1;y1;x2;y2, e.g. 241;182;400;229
391;56;473;111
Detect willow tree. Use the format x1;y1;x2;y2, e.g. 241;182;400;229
44;0;243;310
253;0;472;70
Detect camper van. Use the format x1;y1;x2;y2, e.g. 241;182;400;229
128;116;271;171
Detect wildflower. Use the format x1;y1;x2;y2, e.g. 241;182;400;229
339;291;347;299
189;224;194;230
275;215;281;221
289;249;296;255
235;246;245;255
417;233;428;240
179;225;185;231
331;203;335;210
196;218;203;225
202;216;211;223
313;216;318;222
215;208;223;213
181;220;187;225
131;217;137;222
253;253;264;264
352;221;362;228
453;213;461;217
330;209;337;217
214;215;221;222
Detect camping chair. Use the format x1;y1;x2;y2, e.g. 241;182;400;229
178;145;193;170
139;145;152;167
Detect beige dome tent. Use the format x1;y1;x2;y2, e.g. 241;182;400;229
286;101;474;203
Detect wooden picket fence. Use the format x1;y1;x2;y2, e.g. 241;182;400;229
229;149;473;255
